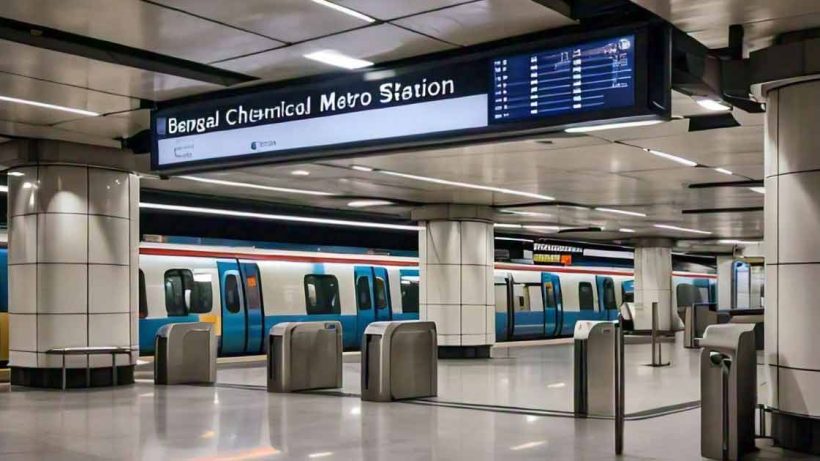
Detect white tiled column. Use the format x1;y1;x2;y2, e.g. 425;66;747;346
8;164;139;387
763;79;820;449
633;242;673;331
414;205;495;358
716;255;734;309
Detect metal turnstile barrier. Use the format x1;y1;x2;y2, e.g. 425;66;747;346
154;322;216;385
684;303;717;348
361;321;437;402
574;320;617;417
700;324;757;460
267;321;343;393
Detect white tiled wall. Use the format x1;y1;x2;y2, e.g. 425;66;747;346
7;166;138;370
633;246;673;330
419;220;495;347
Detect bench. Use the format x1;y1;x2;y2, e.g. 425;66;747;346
45;347;134;390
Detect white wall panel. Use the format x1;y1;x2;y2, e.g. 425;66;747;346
777;171;820;263
37;213;87;263
773;264;820;370
777;80;820;175
7;166;39;217
777;368;820;416
461;305;486;335
425;304;461;336
461;265;488;306
427;221;461;265
88;216;129;265
8;264;36;314
88;169;130;218
8;215;37;265
9;351;37;368
425;264;460;305
37;264;87;314
460;221;488;265
37;165;87;214
8;314;36;352
88;264;129;313
37;314;86;351
764;176;778;263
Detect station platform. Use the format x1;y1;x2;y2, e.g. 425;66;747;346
0;337;814;460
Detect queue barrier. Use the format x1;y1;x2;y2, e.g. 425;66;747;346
267;321;343;393
700;324;757;460
573;320;617;417
361;321;437;402
154;322;216;385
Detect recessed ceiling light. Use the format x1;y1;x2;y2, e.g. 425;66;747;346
749;187;765;194
595;207;647;217
351;165;374;172
523;225;560;231
304;50;373;70
495;236;534;243
291;170;310;176
179;175;334;196
0;95;99;117
564;120;662;133
139;203;420;231
719;239;760;245
653;224;712;235
619;228;636;233
499;209;553;218
696;98;732;111
494;223;522;229
379;170;554;201
347;199;393;208
644;148;698;167
310;0;375;22
7;171;25;177
714;168;733;175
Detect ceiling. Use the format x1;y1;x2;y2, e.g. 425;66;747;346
2;0;820;248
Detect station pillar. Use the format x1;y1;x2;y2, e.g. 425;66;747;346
411;205;495;358
2;140;140;388
716;255;734;309
762;78;820;453
633;239;674;331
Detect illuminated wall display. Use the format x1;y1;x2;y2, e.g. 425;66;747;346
151;24;669;172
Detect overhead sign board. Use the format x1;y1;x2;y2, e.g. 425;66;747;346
151;24;669;172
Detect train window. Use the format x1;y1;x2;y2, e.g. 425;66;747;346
138;270;147;319
374;277;388;309
676;283;696;308
355;276;372;311
578;282;594;311
622;283;634;303
544;282;556;309
243;269;262;312
224;274;241;314
305;275;341;315
400;276;419;314
190;274;213;314
602;279;617;310
164;269;193;317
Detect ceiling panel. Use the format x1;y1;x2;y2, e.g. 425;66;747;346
216;24;453;81
0;40;221;101
0;71;138;125
52;109;150;139
393;0;575;46
0;119;120;148
623;125;763;166
335;0;469;20
0;0;281;63
156;0;371;44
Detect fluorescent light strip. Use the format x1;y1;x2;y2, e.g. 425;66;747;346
495;236;534;243
619;228;635;233
179;175;334;196
644;149;698;167
0;95;99;117
0;185;7;193
564;120;662;133
719;239;761;245
500;209;553;218
696;98;731;111
595;207;646;217
714;168;733;175
304;50;373;70
494;223;522;229
140;203;420;231
347;200;393;208
749;187;765;194
653;224;712;235
351;165;373;172
379;170;555;201
310;0;375;22
523;225;560;231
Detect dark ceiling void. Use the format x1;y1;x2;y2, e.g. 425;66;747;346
682;207;764;214
688;180;764;189
0;17;257;89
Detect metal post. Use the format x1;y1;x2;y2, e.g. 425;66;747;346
615;314;625;455
721;358;731;461
647;301;670;367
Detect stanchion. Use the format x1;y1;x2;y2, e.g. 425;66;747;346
614;314;625;455
646;302;671;367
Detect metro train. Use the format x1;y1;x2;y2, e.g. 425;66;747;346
0;243;716;362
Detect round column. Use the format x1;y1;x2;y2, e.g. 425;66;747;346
633;239;674;331
7;164;140;388
414;205;495;358
764;78;820;453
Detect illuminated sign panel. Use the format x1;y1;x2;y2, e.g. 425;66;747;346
152;25;668;171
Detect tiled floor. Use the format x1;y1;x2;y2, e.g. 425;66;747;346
0;336;815;460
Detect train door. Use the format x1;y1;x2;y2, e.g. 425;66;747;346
354;266;392;345
511;282;544;339
218;261;245;355
494;274;512;341
596;276;618;320
239;262;265;354
542;273;563;337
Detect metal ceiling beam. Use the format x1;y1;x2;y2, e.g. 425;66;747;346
0;17;257;89
682;206;764;214
688;180;763;189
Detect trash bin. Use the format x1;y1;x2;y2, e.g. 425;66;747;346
361;321;437;402
574;320;616;417
700;324;757;460
155;322;216;385
267;321;343;393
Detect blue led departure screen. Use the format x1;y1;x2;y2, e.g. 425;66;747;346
490;35;635;122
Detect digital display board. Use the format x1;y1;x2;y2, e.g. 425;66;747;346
490;35;635;122
152;26;667;172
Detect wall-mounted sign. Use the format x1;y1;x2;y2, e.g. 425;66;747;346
151;24;669;172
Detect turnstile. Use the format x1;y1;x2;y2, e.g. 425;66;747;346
267;321;343;393
700;324;757;460
361;321;437;402
574;320;616;417
684;304;714;348
154;322;216;385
